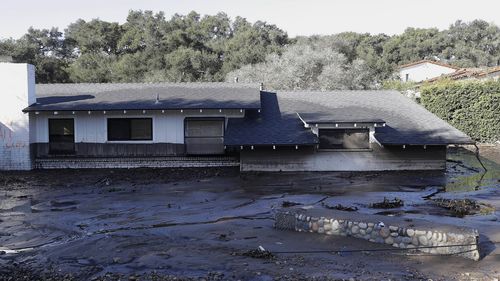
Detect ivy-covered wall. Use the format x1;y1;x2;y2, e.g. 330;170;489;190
420;80;500;143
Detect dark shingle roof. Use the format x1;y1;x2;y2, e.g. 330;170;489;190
224;92;318;146
225;90;473;146
24;83;260;111
297;111;385;124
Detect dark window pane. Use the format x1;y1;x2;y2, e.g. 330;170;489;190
108;119;130;141
107;118;152;141
185;120;224;137
49;119;75;154
130;119;152;140
319;129;369;149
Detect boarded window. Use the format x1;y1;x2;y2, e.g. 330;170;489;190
49;119;75;154
107;118;152;141
185;119;225;155
319;129;369;149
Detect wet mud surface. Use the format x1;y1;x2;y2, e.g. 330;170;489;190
0;147;499;280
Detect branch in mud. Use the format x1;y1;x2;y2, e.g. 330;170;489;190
92;212;273;235
370;197;404;209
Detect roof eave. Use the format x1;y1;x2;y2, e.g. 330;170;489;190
23;106;261;113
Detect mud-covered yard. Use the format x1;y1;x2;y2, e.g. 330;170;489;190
0;147;499;281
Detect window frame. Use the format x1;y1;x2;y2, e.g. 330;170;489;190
184;117;226;155
318;128;371;151
48;118;75;155
106;117;154;142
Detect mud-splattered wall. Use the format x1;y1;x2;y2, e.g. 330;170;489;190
240;145;447;171
0;63;35;170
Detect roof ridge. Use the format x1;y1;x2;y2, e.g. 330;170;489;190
399;59;459;70
275;90;399;94
36;81;259;86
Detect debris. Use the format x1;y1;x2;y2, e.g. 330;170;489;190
239;246;275;260
217;233;230;241
321;202;358;212
243;236;257;240
95;177;112;187
432;198;493;217
281;201;302;207
370;197;404;209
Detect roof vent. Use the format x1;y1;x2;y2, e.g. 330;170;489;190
260;83;264;91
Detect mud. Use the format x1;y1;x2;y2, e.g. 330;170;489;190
0;147;499;280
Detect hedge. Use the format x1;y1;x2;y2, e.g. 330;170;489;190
420;79;500;143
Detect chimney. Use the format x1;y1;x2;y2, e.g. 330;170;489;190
0;63;36;170
234;76;239;83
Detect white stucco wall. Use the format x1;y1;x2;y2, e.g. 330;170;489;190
30;109;244;144
399;62;457;82
0;63;35;170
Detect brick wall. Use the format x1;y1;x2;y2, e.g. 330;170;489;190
34;156;240;169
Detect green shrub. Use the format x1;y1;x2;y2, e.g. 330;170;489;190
420;80;500;143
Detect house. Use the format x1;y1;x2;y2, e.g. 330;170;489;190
424;68;485;83
0;63;473;171
398;60;459;83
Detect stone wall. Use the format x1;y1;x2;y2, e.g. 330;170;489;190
275;208;480;261
34;156;239;169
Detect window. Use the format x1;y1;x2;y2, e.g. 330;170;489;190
49;119;75;154
318;129;370;150
185;118;225;155
107;118;152;141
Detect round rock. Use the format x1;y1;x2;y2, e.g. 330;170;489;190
379;228;390;238
418;235;428;246
351;226;359;234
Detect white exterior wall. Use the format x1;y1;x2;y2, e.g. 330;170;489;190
399;62;457;82
30;109;244;144
0;63;35;170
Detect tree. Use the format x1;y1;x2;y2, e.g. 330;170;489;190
227;44;375;90
66;19;123;55
164;47;221;81
222;17;289;74
0;27;70;83
3;14;500;85
68;53;114;83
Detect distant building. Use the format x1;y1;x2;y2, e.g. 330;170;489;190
424;66;500;83
398;60;459;83
424;68;484;83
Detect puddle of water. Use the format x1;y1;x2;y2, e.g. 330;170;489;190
445;148;500;192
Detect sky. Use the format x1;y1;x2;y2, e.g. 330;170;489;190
2;0;500;39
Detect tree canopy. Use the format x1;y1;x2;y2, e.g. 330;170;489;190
1;12;500;87
0;10;288;84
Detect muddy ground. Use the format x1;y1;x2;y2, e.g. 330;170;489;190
0;147;499;281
